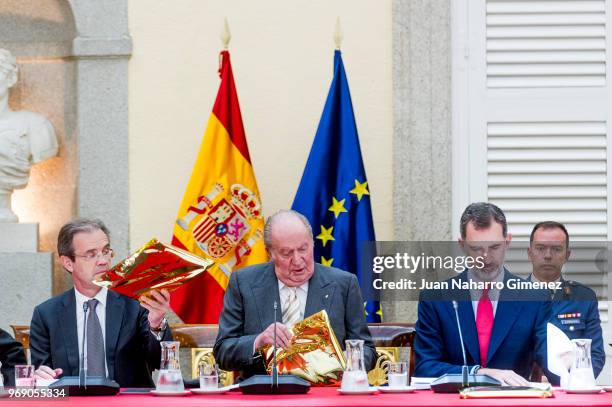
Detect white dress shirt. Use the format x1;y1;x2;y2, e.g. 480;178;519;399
278;280;309;322
252;280;311;354
74;287;108;376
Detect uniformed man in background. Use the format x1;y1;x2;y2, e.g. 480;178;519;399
528;221;605;378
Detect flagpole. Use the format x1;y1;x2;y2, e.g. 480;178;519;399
221;17;231;49
334;17;343;50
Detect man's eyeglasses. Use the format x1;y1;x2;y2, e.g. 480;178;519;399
73;248;114;261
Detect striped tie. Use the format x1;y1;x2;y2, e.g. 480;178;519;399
86;299;106;377
282;287;300;328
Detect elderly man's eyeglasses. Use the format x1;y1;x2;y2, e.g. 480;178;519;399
73;248;115;261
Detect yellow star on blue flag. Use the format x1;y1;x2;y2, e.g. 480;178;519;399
316;225;335;247
328;197;348;218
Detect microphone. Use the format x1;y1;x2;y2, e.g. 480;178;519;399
272;301;278;388
239;296;309;395
80;302;89;388
430;300;501;393
452;300;469;387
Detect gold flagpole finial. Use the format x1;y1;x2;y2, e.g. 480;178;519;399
333;17;343;50
221;17;232;50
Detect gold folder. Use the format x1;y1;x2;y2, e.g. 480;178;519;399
262;310;346;386
93;238;214;299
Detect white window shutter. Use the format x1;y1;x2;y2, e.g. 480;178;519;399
452;0;612;339
487;0;607;88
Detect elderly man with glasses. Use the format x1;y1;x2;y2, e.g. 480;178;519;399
29;218;173;387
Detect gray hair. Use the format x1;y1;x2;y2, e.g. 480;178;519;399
460;202;507;238
57;218;109;259
264;210;313;249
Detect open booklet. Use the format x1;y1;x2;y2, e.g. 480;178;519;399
261;310;347;386
93;238;214;299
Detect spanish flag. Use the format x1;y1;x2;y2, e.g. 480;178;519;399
170;50;267;323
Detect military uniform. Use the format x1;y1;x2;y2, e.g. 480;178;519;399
552;279;605;378
530;275;605;378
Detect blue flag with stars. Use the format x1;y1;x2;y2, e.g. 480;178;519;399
292;50;381;322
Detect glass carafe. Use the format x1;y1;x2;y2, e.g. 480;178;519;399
157;341;183;392
567;338;596;389
341;339;368;391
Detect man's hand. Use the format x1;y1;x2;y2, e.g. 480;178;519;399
34;365;62;380
140;289;171;329
478;368;529;386
254;323;293;350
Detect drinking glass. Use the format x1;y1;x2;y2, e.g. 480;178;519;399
199;362;219;390
15;365;35;388
387;362;408;388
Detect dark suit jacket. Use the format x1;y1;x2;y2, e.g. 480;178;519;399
213;262;377;379
29;289;172;388
414;270;551;379
0;328;26;386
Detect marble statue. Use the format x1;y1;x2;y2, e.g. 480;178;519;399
0;49;58;222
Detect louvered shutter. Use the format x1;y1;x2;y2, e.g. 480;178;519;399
452;0;611;346
487;0;606;88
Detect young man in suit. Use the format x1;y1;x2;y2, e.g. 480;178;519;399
30;218;173;387
0;328;26;386
414;202;551;385
213;209;376;380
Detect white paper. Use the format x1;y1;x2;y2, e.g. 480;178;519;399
410;376;436;389
547;322;574;387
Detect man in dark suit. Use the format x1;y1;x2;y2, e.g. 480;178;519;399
414;202;551;385
0;328;26;386
214;210;376;380
30;218;172;387
528;221;605;380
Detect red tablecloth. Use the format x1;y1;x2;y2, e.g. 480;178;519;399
4;387;612;407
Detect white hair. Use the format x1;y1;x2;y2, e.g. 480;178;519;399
264;210;313;249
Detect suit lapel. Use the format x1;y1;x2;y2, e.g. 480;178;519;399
457;300;480;364
251;264;282;329
105;291;125;380
59;290;79;375
304;265;335;318
486;271;522;362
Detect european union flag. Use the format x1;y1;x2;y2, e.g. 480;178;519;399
292;50;381;322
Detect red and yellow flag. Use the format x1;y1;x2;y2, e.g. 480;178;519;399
170;50;268;323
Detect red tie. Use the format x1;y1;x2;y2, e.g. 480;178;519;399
476;288;494;367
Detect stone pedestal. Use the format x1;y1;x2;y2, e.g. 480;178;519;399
0;223;52;332
0;223;38;252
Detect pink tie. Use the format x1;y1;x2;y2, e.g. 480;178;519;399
476;288;494;367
